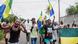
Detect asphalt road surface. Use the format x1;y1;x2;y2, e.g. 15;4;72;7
19;30;59;44
19;31;26;44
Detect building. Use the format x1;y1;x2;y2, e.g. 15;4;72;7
60;15;78;25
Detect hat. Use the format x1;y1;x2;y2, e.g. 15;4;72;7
31;18;35;21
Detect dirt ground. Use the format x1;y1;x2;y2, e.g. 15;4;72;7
0;39;5;44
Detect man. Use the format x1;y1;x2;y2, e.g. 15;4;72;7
1;21;10;44
39;20;46;44
26;19;31;44
8;19;26;44
60;21;64;28
52;21;60;44
44;19;53;44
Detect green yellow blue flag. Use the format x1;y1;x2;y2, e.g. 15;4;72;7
47;0;54;17
3;0;13;18
37;11;42;30
59;28;78;44
0;4;6;19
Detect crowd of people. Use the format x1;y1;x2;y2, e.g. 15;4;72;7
60;21;78;28
0;16;77;44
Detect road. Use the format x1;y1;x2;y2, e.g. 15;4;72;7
19;31;40;44
19;31;26;44
19;30;59;44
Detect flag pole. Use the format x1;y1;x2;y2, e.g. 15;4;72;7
58;0;60;24
58;0;61;44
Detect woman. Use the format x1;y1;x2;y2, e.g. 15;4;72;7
8;19;26;44
30;18;38;44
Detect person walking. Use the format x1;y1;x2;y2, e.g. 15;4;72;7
25;19;31;44
44;19;54;44
8;19;26;44
30;18;38;44
1;21;10;44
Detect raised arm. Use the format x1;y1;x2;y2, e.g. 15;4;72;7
20;24;27;33
1;23;11;29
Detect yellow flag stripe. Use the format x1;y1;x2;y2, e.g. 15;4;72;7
60;37;78;44
3;0;11;18
49;2;52;10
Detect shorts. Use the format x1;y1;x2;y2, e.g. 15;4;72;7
44;38;53;43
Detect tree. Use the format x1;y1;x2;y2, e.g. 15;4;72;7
75;4;78;14
66;3;78;15
1;14;18;23
66;6;77;15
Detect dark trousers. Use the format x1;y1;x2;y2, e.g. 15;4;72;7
26;33;30;42
5;38;8;44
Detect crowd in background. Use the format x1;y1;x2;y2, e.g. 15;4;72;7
0;16;78;44
60;21;78;28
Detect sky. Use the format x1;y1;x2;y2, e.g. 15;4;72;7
0;0;78;21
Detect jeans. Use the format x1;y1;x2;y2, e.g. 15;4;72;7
31;38;37;44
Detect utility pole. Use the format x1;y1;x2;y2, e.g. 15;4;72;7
58;0;60;24
58;0;61;44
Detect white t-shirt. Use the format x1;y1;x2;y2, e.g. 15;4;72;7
30;24;38;38
60;25;64;28
25;22;32;33
47;27;53;33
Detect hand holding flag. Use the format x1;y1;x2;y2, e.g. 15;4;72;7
46;0;54;17
37;11;42;30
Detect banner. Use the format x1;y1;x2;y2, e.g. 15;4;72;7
58;28;78;44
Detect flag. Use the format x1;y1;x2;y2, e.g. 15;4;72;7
37;11;42;30
48;0;52;10
59;28;78;44
3;0;13;18
50;8;54;16
0;4;6;19
47;0;54;17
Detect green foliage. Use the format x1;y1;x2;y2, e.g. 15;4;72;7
66;3;78;15
8;14;18;23
0;30;4;41
1;14;18;23
75;4;78;14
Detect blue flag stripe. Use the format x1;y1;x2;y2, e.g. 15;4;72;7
38;20;42;30
0;4;6;19
50;8;54;16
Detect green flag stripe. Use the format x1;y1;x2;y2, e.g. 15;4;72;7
9;0;13;8
3;0;13;18
58;28;78;37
